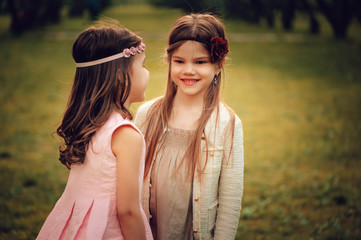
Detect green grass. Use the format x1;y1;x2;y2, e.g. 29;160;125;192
1;4;361;240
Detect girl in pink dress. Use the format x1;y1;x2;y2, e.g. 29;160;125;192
37;21;153;240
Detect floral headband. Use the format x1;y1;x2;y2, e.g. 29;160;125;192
75;43;146;68
172;36;228;63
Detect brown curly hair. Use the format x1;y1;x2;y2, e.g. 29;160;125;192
57;21;142;169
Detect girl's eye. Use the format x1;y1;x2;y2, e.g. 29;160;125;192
174;59;184;64
196;61;206;64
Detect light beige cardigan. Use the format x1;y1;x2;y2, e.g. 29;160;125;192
135;98;244;240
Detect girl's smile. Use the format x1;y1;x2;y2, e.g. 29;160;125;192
170;41;220;98
181;78;199;86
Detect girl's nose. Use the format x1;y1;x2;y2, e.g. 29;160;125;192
183;63;195;75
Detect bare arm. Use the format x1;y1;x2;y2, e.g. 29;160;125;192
111;126;146;240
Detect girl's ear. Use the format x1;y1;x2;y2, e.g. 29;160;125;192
221;58;226;66
216;59;224;75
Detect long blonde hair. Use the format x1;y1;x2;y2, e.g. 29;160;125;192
142;14;235;179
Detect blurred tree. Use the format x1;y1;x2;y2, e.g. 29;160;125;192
45;0;63;23
262;0;275;28
147;0;164;6
223;0;277;27
171;0;204;12
100;0;110;9
0;0;6;13
224;0;261;23
300;0;320;34
281;0;295;31
316;0;353;38
355;3;361;23
198;0;226;15
87;0;102;20
7;0;63;34
5;0;110;34
145;0;358;39
68;0;110;19
147;0;224;15
68;0;85;17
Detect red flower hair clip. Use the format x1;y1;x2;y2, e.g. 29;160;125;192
210;37;229;63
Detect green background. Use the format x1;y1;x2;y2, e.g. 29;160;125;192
0;4;361;239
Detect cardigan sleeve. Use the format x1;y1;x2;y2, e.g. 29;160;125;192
133;98;160;220
134;98;160;131
134;104;147;130
214;115;244;240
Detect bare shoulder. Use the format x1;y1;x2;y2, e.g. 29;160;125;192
111;125;143;155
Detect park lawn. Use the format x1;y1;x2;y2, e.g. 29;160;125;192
1;4;361;239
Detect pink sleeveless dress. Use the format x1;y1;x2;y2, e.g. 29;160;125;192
37;112;153;240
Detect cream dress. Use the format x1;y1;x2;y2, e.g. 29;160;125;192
149;127;194;240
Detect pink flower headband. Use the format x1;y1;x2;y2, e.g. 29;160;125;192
75;43;146;68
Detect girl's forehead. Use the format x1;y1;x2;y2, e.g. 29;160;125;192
173;41;209;57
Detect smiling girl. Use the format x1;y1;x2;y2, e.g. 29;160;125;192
135;14;244;240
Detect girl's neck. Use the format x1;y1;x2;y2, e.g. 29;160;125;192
168;92;204;130
124;99;131;111
174;90;204;108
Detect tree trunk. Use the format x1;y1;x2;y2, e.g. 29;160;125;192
281;0;295;31
316;0;353;38
300;0;320;34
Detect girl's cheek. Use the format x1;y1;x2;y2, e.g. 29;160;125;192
146;69;150;81
172;65;182;74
